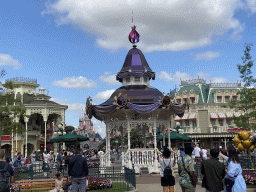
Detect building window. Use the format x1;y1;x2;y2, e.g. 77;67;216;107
134;77;140;82
126;78;130;83
192;120;197;127
185;120;190;126
191;97;195;104
176;99;181;104
225;97;229;102
211;119;216;126
217;97;222;103
184;99;188;105
232;96;237;101
226;119;231;125
219;119;223;126
144;77;147;83
180;121;183;127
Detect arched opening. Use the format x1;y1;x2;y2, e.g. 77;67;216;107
23;143;34;158
1;144;11;158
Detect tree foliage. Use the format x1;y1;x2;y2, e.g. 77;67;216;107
226;43;256;130
0;71;27;146
65;125;75;133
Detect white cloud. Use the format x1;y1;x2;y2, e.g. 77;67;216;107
52;76;97;89
42;0;248;52
194;51;221;61
158;71;228;84
158;71;192;84
93;89;115;100
92;118;106;138
246;0;256;13
0;53;21;69
50;98;85;112
99;72;120;85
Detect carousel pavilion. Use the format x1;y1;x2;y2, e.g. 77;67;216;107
86;26;186;173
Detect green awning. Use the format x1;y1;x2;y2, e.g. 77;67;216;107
157;131;192;141
50;133;89;143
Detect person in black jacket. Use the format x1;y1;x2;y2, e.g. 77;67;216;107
68;148;88;192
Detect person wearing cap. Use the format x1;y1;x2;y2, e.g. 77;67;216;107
68;148;89;192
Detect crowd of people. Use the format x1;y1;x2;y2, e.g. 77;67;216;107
159;145;247;192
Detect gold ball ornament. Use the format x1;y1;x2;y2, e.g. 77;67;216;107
238;131;249;140
232;136;241;143
247;131;254;136
248;145;256;151
241;139;252;149
236;148;240;151
237;143;245;151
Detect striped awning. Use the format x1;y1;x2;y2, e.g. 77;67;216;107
189;113;197;120
226;112;233;118
182;113;189;120
210;112;218;119
174;115;182;121
218;112;226;119
234;112;241;117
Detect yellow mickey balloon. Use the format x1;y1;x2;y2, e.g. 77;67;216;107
236;148;240;151
242;139;252;149
237;143;245;151
248;145;255;151
238;131;250;140
232;136;241;143
247;131;254;136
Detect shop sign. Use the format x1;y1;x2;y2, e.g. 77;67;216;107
227;128;242;132
1;136;10;140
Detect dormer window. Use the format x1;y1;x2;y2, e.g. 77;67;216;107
126;78;130;83
135;77;140;82
144;77;147;83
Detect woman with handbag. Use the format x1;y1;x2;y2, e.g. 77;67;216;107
219;147;246;192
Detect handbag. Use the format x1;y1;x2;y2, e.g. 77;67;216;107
224;174;238;192
181;157;198;186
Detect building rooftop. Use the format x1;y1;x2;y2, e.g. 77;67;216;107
5;77;37;84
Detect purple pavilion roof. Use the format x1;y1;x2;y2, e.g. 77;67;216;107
116;47;155;82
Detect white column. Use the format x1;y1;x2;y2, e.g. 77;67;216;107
224;138;227;150
24;117;29;157
127;121;131;150
105;122;109;151
63;119;66;150
15;127;18;152
153;118;158;172
168;117;171;149
44;121;47;152
11;131;14;159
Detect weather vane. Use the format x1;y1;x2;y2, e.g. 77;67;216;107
128;11;140;46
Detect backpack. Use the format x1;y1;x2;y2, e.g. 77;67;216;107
163;160;172;178
0;162;11;192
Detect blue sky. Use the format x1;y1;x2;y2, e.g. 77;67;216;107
1;0;256;137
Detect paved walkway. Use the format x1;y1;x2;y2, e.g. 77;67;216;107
134;175;256;192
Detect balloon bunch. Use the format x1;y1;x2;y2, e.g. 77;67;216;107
232;130;256;151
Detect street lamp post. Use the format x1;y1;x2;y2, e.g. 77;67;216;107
174;122;183;149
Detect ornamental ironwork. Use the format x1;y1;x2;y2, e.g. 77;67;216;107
113;93;130;109
5;77;37;84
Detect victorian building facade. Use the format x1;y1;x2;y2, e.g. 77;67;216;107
1;77;68;158
172;78;243;149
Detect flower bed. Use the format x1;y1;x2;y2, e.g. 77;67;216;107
242;169;256;184
88;177;112;190
87;161;100;167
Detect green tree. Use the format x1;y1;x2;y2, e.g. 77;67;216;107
65;125;75;133
0;71;27;147
124;128;144;148
225;43;256;130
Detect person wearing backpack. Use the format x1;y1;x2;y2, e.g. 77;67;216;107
0;149;14;192
159;149;175;192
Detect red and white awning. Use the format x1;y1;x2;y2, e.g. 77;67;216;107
182;113;189;120
189;113;197;120
210;112;218;119
226;112;233;118
218;112;226;119
234;112;241;117
174;115;182;121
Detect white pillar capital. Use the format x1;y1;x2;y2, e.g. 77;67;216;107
24;117;29;123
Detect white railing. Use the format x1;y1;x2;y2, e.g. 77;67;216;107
100;150;110;167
